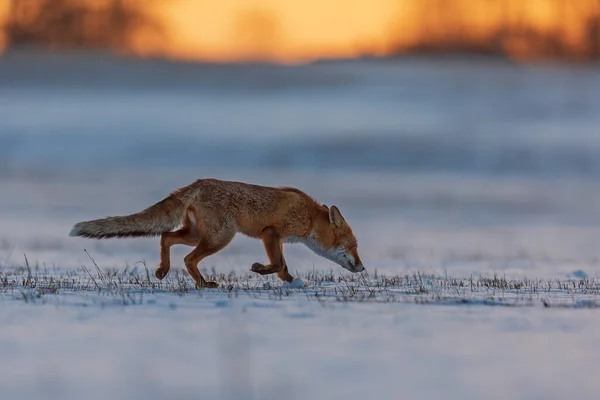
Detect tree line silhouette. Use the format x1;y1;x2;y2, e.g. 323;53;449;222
391;0;600;60
3;0;162;51
2;0;600;61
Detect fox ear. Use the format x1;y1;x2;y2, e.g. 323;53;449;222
322;204;329;210
329;205;345;228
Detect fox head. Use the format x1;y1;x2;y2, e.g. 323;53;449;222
308;205;365;273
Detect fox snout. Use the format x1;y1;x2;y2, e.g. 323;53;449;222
334;254;365;273
342;250;365;273
349;262;365;273
344;255;365;273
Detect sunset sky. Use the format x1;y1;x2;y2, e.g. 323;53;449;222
143;0;400;62
0;0;598;62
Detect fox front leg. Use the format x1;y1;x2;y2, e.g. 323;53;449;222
251;228;294;283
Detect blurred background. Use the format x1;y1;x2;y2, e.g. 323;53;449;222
1;0;600;278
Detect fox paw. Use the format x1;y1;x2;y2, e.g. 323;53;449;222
155;266;169;280
251;262;266;273
197;281;219;289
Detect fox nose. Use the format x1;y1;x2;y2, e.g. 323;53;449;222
354;263;365;272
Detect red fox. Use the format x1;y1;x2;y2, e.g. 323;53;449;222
69;178;364;288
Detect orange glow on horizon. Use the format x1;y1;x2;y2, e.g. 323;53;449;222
0;1;9;51
1;0;599;63
142;0;397;63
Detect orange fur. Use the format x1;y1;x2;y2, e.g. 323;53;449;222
70;178;364;287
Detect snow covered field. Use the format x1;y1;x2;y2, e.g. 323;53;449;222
2;266;600;400
3;265;600;400
1;52;600;399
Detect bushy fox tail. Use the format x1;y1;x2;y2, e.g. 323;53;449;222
69;190;188;239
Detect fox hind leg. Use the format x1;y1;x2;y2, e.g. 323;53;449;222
156;214;199;280
183;231;234;289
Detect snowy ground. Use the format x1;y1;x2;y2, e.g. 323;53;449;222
2;52;600;399
2;266;600;400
